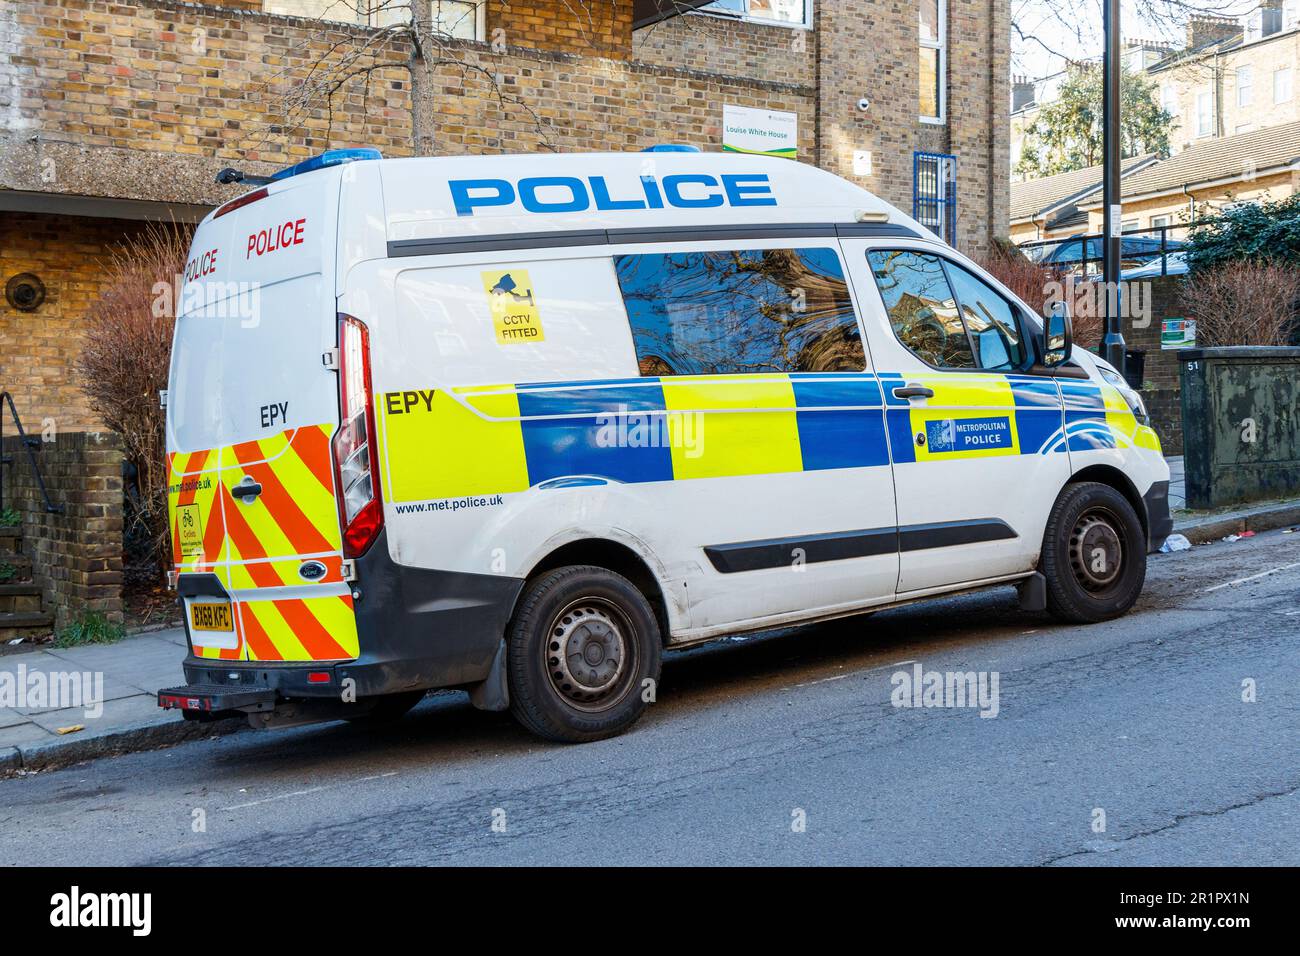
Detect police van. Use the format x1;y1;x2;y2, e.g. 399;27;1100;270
158;147;1172;742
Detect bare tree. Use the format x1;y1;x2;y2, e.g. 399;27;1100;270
1179;260;1300;346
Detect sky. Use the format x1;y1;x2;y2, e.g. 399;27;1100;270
1011;0;1262;80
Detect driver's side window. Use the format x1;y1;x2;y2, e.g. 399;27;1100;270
866;250;1025;371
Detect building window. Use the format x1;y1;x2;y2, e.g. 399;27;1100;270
1121;219;1141;233
913;151;957;243
700;0;811;28
1151;216;1171;229
1196;90;1214;137
1237;66;1253;107
1275;66;1294;104
615;248;864;376
1161;84;1179;117
919;0;947;123
430;1;484;38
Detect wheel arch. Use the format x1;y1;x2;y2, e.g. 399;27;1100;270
519;538;673;645
1066;464;1148;540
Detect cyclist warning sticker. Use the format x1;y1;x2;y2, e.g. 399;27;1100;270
176;503;205;557
482;269;545;344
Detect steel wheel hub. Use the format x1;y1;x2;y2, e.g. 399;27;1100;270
547;604;627;701
1070;512;1123;590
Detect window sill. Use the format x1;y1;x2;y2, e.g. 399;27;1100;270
687;10;813;31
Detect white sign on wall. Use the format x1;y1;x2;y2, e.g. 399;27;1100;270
722;105;798;159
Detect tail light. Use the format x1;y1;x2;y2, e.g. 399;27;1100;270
332;314;383;557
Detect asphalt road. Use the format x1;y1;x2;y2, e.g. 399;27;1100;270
2;529;1297;866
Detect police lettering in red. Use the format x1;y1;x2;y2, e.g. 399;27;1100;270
246;218;306;259
184;249;219;281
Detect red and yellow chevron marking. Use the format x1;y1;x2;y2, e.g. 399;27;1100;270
238;594;359;662
169;423;356;662
219;424;356;662
167;448;226;574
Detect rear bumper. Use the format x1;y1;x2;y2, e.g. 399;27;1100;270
168;528;524;710
1143;479;1173;553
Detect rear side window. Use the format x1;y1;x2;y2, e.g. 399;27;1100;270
614;248;864;376
867;250;1026;371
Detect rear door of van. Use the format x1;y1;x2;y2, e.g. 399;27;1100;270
167;171;358;663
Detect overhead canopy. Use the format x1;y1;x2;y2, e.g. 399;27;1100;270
632;0;718;29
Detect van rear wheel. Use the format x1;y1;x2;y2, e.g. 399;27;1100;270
1041;481;1147;624
507;565;662;743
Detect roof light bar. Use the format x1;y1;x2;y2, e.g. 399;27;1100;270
271;148;383;182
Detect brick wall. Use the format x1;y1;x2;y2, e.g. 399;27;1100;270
415;40;816;156
490;0;632;58
1129;274;1186;455
632;13;816;87
813;0;1007;257
2;0;413;165
0;213;149;432
1;432;125;627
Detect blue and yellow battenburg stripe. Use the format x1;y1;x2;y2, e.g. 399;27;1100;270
1057;380;1162;453
375;371;1157;503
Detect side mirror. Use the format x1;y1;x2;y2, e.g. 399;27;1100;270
1043;301;1072;367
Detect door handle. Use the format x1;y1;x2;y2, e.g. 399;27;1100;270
892;384;935;400
233;477;263;504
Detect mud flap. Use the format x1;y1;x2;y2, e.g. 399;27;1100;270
1018;572;1047;611
469;639;510;712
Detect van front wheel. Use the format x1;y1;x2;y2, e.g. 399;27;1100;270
1041;481;1147;624
507;566;662;743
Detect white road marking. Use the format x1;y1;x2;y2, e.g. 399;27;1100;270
220;772;397;811
788;659;916;690
1204;562;1300;593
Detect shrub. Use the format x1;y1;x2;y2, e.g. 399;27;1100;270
75;221;192;575
54;610;127;648
0;508;19;527
977;245;1103;352
1184;194;1300;273
1178;260;1300;347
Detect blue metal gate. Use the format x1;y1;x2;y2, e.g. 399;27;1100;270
912;151;957;244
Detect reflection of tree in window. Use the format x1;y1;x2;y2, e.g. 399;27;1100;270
615;248;864;376
867;251;974;368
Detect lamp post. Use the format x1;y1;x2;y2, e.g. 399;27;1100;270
1101;0;1126;371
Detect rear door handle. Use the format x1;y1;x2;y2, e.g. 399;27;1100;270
892;384;935;400
233;477;263;504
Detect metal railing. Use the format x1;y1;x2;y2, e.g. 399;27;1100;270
0;392;63;516
1018;222;1203;277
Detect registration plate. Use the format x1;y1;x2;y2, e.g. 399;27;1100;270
190;601;233;632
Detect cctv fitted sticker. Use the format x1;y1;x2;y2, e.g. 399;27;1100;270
482;269;545;344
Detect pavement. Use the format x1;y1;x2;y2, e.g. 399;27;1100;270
1;454;1297;777
0;522;1296;865
0;628;240;775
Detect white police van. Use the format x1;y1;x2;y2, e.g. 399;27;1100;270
158;147;1172;742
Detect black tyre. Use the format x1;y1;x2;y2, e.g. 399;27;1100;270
344;690;426;724
507;565;662;743
1041;481;1147;624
